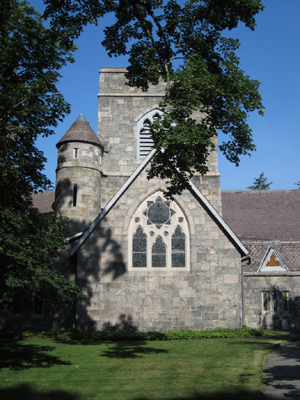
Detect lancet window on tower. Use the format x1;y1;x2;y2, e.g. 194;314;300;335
137;110;163;160
129;192;190;270
73;148;79;159
72;184;78;207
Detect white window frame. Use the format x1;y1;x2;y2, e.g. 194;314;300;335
128;192;190;270
262;292;269;314
282;292;289;315
137;109;163;160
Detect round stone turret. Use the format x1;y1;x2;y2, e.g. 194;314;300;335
55;114;104;234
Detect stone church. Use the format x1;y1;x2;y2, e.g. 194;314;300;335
2;67;300;331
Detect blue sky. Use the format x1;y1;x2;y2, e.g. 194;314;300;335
33;0;300;191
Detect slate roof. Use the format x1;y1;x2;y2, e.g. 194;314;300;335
31;189;300;271
56;114;104;148
31;191;55;214
221;190;300;242
241;241;300;273
31;189;300;240
221;190;300;272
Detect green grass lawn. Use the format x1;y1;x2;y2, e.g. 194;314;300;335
0;336;285;400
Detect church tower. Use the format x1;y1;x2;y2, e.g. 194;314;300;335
98;67;221;214
55;114;104;235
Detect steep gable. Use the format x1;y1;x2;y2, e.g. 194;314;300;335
70;149;248;257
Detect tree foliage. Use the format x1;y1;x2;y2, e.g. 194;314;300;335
0;0;81;315
44;0;264;196
247;172;273;190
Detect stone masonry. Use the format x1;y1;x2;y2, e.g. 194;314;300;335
244;274;300;330
76;168;243;331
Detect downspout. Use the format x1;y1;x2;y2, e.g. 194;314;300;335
241;255;251;327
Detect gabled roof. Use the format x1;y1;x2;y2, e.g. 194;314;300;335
258;246;289;273
222;190;300;241
56;114;104;148
243;241;300;273
69;150;248;257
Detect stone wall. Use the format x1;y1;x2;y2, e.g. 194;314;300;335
244;274;300;329
55;141;102;235
76;171;242;331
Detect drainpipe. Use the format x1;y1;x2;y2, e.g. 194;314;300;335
241;255;251;327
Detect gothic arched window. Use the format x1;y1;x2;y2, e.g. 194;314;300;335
152;236;166;268
171;226;186;268
132;226;147;268
129;192;190;270
137;110;163;160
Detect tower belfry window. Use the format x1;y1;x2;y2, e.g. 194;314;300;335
137;110;163;160
73;148;79;159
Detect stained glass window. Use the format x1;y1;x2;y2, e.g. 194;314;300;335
148;202;170;225
144;197;175;228
152;236;166;268
129;192;189;270
132;226;147;268
171;226;185;268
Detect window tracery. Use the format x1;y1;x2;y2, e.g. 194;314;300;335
129;192;190;270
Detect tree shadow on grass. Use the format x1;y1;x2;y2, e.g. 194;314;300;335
133;388;264;400
0;383;80;400
100;340;169;359
0;386;264;400
0;340;72;371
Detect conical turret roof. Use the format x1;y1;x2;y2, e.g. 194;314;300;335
56;114;104;148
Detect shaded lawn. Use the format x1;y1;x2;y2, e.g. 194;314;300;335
0;336;282;400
